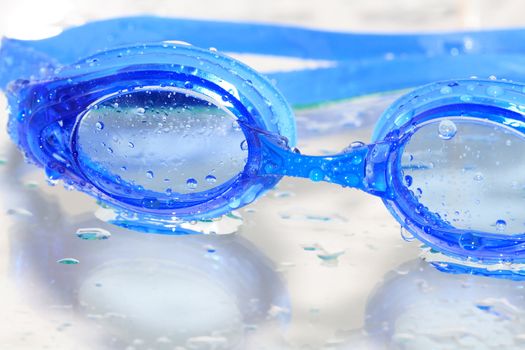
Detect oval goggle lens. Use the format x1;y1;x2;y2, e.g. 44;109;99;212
401;117;525;235
75;88;248;203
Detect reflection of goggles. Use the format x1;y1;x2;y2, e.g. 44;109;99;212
3;17;525;272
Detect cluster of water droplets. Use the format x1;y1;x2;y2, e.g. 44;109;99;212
399;85;525;250
75;88;249;208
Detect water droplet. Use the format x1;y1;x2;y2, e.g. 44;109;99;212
344;141;365;153
57;258;79;265
75;227;111;240
351;155;362;165
142;197;159;209
186;178;198;189
128;141;135;148
231;122;241;131
184;81;193;89
344;174;359;186
308;168;324;182
404;175;413;187
440;86;452;94
459;233;482;250
25;181;38;189
486;85;504;97
317;251;345;263
349;141;365;148
135;107;145;115
209;47;218;52
460;95;472;102
301;243;319;251
45;165;62;185
228;197;241;209
438;119;457;140
146;170;154;179
400;226;416;242
205;175;217;184
473;172;484;181
274;190;294;198
95;121;104;130
240;140;248;151
6;207;33;217
496;219;507;232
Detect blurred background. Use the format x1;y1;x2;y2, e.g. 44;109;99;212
1;1;525;349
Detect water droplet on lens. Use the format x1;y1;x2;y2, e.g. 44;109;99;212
95;121;104;130
205;175;217;184
146;170;154;179
186;178;198;189
135;107;145;115
128;141;135;148
438;119;457;140
496;219;507;231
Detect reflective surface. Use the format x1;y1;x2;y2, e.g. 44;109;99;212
2;1;525;349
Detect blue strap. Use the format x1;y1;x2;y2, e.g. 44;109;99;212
3;16;525;106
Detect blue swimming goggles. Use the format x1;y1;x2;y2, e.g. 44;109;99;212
3;17;525;275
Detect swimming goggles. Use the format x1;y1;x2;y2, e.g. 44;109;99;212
3;17;525;276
